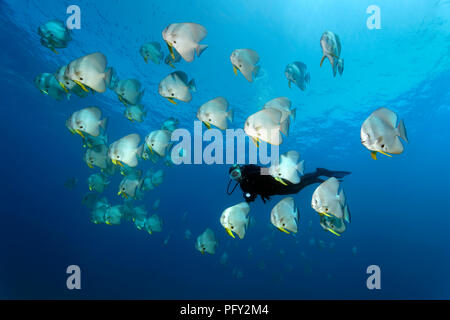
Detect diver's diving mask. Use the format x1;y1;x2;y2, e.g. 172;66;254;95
229;164;242;181
227;164;242;195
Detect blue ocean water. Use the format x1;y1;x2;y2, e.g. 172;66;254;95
1;0;450;299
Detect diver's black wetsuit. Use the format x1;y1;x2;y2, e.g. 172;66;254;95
231;165;350;203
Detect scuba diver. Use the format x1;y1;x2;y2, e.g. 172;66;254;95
227;164;351;203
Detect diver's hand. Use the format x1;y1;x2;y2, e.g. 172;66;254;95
244;192;257;202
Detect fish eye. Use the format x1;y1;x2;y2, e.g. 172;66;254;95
381;144;385;148
278;173;282;176
282;223;285;227
171;93;174;96
116;155;120;159
230;226;234;229
79;125;83;129
79;77;83;80
239;64;242;67
325;208;329;211
66;81;70;85
173;40;176;44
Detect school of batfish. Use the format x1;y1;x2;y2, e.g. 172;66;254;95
36;20;408;257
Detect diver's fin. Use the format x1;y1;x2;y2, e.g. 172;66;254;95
332;170;351;179
316;168;351;179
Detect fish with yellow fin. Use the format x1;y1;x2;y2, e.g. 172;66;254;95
244;108;288;146
361;107;408;160
320;31;344;77
158;71;196;104
220;202;250;239
65;52;112;93
319;214;347;237
117;170;143;199
108;134;144;168
67;107;108;138
162;23;208;62
145;130;172;157
114;79;145;106
84;144;109;170
87;173;110;193
145;214;163;235
230;49;260;82
140;42;163;64
38;20;72;54
311;177;351;223
270;197;299;234
34;73;66;100
268;151;304;186
195;228;217;255
197;97;233;130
